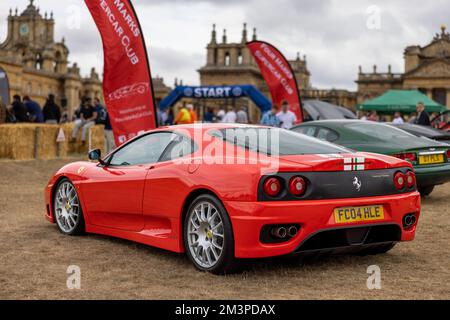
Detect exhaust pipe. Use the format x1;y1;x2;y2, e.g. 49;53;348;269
403;214;417;228
288;226;298;238
271;227;287;239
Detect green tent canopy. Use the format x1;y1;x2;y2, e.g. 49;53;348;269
358;90;446;113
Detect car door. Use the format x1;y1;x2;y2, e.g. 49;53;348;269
81;132;175;231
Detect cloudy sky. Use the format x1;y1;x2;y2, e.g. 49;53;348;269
1;0;449;90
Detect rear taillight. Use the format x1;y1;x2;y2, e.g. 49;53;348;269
394;172;406;190
263;177;282;197
289;176;306;197
447;150;450;162
392;153;417;162
405;171;416;188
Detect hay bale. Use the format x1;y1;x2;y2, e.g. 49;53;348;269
0;124;36;160
0;123;106;160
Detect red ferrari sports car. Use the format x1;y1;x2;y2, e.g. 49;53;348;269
45;124;421;274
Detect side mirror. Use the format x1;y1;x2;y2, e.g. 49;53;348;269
88;149;105;165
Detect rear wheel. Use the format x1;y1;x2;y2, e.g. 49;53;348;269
419;186;434;196
53;179;85;235
184;194;239;274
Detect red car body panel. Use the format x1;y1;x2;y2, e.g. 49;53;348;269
45;124;421;259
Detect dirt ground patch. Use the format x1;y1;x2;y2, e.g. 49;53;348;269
0;158;449;300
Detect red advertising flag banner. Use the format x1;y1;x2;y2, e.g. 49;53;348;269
85;0;157;146
247;41;303;122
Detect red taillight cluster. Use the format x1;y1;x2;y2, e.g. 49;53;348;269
405;171;416;188
263;176;307;198
446;149;450;162
263;177;281;197
392;153;417;162
289;177;306;197
393;172;406;190
394;171;416;190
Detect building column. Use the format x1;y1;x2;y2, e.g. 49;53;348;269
446;89;450;108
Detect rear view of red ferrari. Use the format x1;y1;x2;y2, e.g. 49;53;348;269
44;124;420;274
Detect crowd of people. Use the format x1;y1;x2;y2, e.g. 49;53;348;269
359;102;437;127
0;94;115;153
160;100;298;129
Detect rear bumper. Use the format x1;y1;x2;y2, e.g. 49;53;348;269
414;163;450;187
224;192;421;259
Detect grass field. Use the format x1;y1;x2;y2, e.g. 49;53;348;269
0;158;449;300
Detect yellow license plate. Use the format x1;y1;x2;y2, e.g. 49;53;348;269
334;205;384;224
418;154;444;165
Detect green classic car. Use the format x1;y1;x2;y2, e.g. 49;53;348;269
292;120;450;196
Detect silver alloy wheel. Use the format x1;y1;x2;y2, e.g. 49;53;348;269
187;201;224;269
54;181;80;233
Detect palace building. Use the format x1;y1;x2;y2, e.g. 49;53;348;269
356;25;450;108
198;24;357;121
0;0;171;117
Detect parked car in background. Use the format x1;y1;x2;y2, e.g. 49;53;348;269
390;123;450;144
292;120;450;196
303;100;357;121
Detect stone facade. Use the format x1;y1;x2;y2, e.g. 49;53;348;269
198;24;356;122
0;0;171;117
0;1;102;117
357;26;450;108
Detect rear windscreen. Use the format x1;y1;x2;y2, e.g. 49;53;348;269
210;127;350;155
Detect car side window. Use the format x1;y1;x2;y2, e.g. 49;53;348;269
109;132;174;166
159;135;197;162
293;126;317;137
316;127;339;142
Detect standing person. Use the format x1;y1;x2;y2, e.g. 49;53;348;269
415;102;431;126
236;107;249;124
104;111;115;154
222;106;237;123
23;96;44;123
216;108;226;122
94;98;107;125
174;104;191;125
392;112;404;124
165;108;175;125
11;95;29;122
42;94;61;124
408;112;417;124
203;107;215;123
187;104;198;123
70;97;97;145
368;111;379;122
260;105;281;127
360;112;368;121
276;101;297;129
0;96;6;124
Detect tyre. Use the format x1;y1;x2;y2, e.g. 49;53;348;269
53;178;85;235
419;186;434;196
184;194;239;274
357;243;396;256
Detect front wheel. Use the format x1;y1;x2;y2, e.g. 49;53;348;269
184;194;239;274
53;178;85;235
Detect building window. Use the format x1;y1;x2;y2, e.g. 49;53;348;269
35;54;42;70
238;51;243;65
225;52;230;66
432;88;447;106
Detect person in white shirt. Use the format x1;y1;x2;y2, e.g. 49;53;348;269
276;101;297;129
222;107;237;123
236;107;249;124
392;112;404;124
